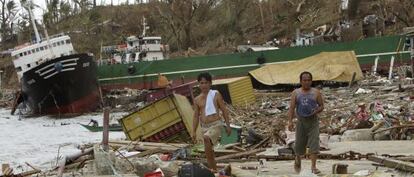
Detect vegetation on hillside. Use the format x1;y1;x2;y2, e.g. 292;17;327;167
0;0;412;56
0;0;414;89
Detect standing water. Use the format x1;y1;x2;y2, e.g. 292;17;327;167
0;108;126;170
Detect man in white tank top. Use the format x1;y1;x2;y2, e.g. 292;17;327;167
192;72;231;172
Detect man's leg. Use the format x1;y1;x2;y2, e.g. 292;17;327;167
310;154;317;170
294;120;305;172
308;117;320;174
203;135;217;171
294;155;301;172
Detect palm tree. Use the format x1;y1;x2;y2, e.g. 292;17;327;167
1;0;18;44
59;0;72;19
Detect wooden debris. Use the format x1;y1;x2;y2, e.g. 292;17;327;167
109;141;189;152
127;148;163;158
214;149;240;154
216;148;265;162
102;108;110;151
196;148;240;155
24;162;40;172
18;170;42;177
368;155;414;172
296;0;306;12
1;163;43;177
232;146;247;152
223;143;241;149
109;141;189;148
64;157;93;170
57;157;66;177
395;156;414;163
250;137;270;150
373;124;414;134
1;164;12;176
370;121;385;132
66;148;93;163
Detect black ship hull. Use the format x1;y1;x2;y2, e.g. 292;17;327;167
20;53;101;116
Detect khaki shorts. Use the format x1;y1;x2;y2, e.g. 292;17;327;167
201;120;223;146
295;116;320;155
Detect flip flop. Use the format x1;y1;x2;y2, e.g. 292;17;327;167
312;168;321;174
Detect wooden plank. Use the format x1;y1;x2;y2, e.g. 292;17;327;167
109;140;189;148
20;170;42;177
232;146;246;152
223;143;241;149
370;121;385;132
373;124;414;134
133;146;180;153
24;162;41;172
65;148;93;164
250;137;270;150
1;164;12;176
196;148;240;155
102;108;110;151
368;156;414;172
396;156;414;163
216;148;265;161
64;158;92;171
0;169;42;177
128;148;163;158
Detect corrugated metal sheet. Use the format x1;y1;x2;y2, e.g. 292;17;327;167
213;77;255;107
119;94;196;141
228;77;255;106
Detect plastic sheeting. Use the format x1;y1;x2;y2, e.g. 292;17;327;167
249;51;363;85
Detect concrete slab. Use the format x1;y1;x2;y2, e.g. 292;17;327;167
325;141;414;155
230;159;412;177
230;141;414;176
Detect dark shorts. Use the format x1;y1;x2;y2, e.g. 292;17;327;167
295;116;320;155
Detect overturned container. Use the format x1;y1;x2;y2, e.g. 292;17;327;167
119;94;196;142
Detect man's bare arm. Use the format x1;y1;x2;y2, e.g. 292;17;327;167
288;91;297;122
217;92;230;127
314;89;324;115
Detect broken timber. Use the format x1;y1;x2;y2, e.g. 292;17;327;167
249;137;270;150
373;124;414;134
368;156;414;172
109;141;189;152
216;148;265;162
127;148;163;158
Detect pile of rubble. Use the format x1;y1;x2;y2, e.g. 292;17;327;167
0;89;17;108
102;88;150;112
227;75;414;144
2;75;414;177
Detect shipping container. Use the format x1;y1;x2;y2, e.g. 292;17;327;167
212;76;256;107
119;94;197;142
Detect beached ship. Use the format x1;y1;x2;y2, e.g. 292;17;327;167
11;1;100;116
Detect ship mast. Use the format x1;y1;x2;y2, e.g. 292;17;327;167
142;17;147;37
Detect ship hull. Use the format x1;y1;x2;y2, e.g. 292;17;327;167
21;53;100;116
98;35;413;90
